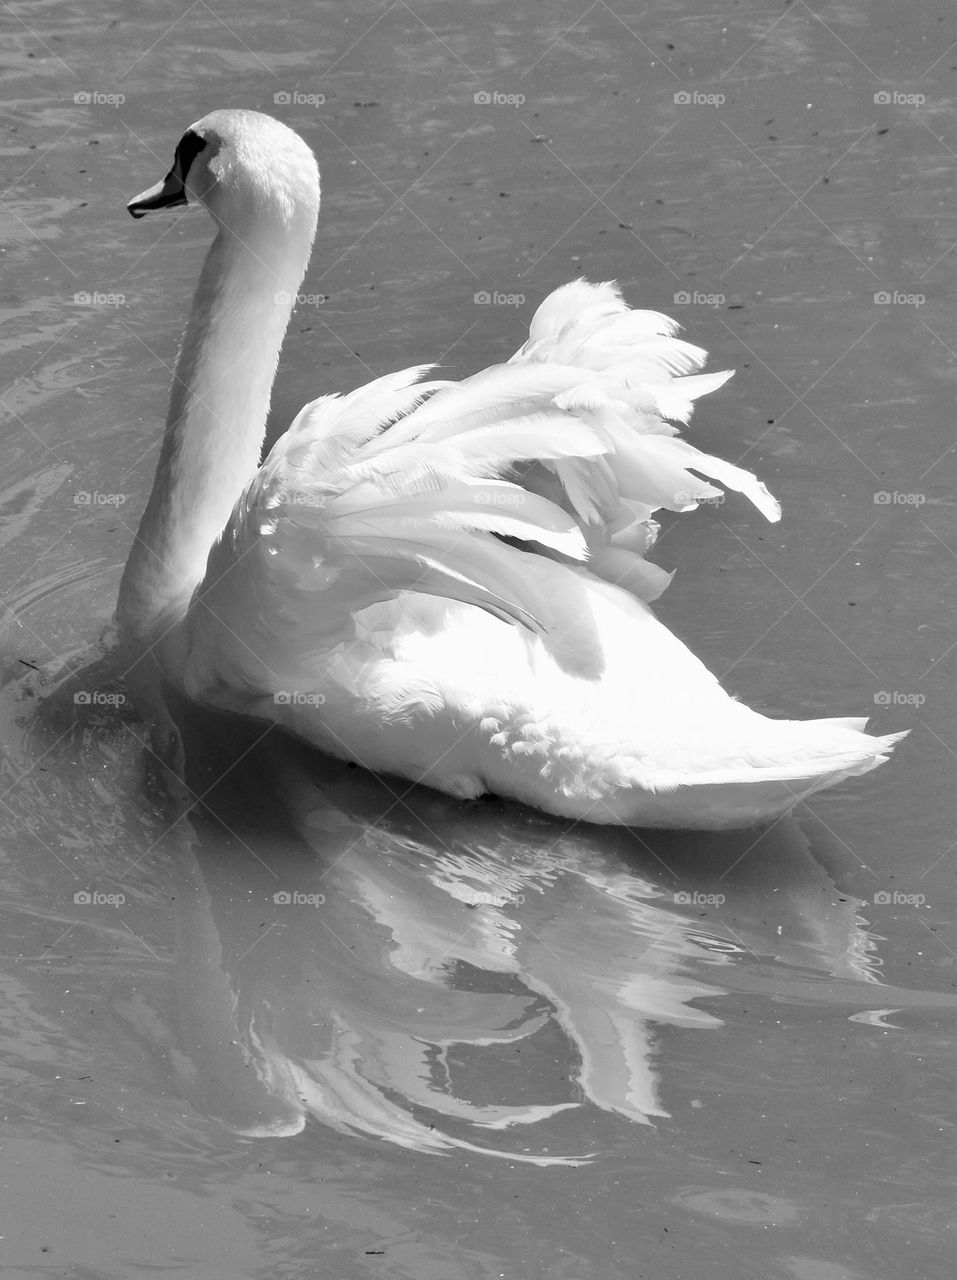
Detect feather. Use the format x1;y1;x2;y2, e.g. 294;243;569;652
588;546;675;602
383;364;585;444
639;370;736;424
190;276;779;680
658;438;782;522
309;484;589;560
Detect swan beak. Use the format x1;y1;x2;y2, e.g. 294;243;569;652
127;172;187;219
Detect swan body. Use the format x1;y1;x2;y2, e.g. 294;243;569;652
117;109;903;828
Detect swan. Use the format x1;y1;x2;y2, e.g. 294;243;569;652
116;108;903;829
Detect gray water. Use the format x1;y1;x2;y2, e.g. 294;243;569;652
2;1;955;1276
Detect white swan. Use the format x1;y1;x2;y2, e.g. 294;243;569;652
116;109;903;828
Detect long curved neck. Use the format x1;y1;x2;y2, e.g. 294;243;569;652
117;214;314;642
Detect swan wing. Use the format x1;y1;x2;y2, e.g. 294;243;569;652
176;280;776;698
353;278;779;600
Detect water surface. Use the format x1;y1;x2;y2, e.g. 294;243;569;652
2;1;956;1276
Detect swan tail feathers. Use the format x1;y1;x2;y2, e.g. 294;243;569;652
640;723;908;793
603;725;907;827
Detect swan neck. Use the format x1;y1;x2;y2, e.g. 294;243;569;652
117;216;313;643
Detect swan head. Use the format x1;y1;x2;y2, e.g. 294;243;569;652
127;109;320;239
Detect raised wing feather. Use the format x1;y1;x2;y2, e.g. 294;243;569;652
179;280;779;700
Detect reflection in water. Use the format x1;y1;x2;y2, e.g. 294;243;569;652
1;662;945;1168
118;695;893;1165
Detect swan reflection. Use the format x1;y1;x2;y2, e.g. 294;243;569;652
3;671;902;1166
142;709;883;1164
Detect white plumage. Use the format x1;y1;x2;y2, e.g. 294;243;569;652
117;109;904;828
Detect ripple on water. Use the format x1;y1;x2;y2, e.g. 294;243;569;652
672;1187;802;1225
